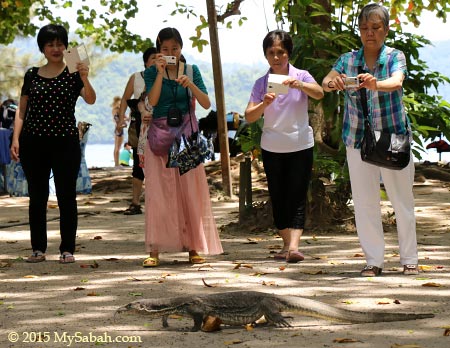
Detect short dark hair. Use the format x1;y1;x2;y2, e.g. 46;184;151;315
358;3;390;29
262;30;293;58
156;27;183;52
37;24;68;53
143;47;157;66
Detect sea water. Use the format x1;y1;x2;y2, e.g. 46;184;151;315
82;142;449;169
84;143;117;168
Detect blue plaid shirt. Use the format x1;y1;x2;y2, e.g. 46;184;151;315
332;45;409;148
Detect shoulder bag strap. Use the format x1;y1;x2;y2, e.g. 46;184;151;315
358;66;369;123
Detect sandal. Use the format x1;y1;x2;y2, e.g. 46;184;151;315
286;250;305;263
360;265;382;277
403;264;419;275
124;204;142;215
59;252;75;264
189;255;206;264
26;250;46;263
143;257;160;267
274;250;289;260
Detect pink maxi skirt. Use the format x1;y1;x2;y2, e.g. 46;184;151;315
143;141;223;255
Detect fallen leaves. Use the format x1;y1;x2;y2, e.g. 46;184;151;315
202;316;222;332
224;339;243;345
299;269;325;275
333;338;362;343
128;292;143;297
79;261;99;269
0;261;12;268
233;263;253;270
202;278;218;288
422;282;443;287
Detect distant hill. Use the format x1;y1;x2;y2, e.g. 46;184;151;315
75;52;267;144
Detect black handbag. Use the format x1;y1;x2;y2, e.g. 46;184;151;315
359;83;411;170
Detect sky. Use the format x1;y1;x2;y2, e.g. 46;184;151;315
125;0;449;65
127;0;278;65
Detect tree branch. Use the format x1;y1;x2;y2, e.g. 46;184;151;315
216;0;245;22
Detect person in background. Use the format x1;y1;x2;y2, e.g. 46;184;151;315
141;27;223;267
116;47;157;215
244;29;324;263
322;3;418;276
1;99;18;130
9;24;96;264
112;95;125;167
119;142;132;166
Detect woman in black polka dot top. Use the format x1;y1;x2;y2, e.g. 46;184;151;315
10;24;96;264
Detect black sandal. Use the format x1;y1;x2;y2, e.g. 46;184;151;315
360;265;382;277
124;204;142;215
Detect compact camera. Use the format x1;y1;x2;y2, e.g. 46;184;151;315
343;77;360;89
163;56;177;65
167;106;183;127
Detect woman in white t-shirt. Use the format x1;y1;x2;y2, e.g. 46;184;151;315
245;30;324;263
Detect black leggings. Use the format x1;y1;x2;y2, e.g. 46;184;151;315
262;147;313;230
20;136;81;254
131;146;144;181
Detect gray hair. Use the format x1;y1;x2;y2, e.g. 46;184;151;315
358;3;389;28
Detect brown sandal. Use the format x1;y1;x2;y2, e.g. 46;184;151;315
403;264;419;275
360;265;382;277
26;251;46;263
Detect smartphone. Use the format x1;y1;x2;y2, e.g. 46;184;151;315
163;56;177;65
343;77;360;89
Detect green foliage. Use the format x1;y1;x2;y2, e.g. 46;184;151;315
236;118;264;160
269;0;450;217
0;0;152;53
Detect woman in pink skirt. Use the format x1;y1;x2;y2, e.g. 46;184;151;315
141;27;223;267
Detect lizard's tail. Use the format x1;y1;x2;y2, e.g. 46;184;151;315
283;296;434;323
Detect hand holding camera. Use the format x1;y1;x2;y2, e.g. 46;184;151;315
343;77;360;89
163;56;177;66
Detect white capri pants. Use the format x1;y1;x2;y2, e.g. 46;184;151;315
346;147;418;268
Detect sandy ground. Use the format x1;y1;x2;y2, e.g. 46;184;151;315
0;164;449;348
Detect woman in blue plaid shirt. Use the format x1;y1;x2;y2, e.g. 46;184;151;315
322;3;418;277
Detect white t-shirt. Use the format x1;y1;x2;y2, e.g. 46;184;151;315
249;64;317;153
133;71;145;99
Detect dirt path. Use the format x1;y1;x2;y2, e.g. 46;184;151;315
0;166;449;348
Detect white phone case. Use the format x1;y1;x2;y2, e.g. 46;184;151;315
63;44;90;73
267;74;289;95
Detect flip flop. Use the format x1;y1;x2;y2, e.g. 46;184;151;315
274;250;288;260
286;251;305;263
143;257;160;267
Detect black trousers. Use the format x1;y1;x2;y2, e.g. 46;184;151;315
262;147;313;230
20;135;81;254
